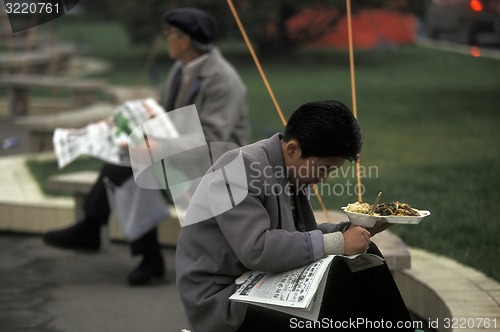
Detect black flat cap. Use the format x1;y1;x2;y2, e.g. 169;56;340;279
163;8;217;44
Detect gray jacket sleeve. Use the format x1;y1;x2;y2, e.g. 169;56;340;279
317;221;351;234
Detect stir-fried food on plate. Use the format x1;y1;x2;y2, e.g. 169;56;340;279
374;201;420;216
345;201;420;216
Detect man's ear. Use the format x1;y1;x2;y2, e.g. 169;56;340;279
285;140;302;159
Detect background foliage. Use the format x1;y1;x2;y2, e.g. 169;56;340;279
78;0;429;55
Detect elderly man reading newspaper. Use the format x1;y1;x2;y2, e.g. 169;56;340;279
44;7;249;286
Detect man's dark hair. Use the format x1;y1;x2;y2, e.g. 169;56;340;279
283;100;363;162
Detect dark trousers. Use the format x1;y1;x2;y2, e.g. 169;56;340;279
83;163;161;256
237;243;413;331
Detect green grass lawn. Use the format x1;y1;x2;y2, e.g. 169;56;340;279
28;18;500;281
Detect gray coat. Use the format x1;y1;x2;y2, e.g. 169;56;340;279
175;133;343;332
160;47;249;147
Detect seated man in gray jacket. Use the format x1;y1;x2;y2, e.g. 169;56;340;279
176;100;413;332
43;8;248;286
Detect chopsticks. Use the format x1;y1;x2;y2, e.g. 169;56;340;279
369;191;382;215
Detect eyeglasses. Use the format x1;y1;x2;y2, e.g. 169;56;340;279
162;27;186;39
163;28;175;38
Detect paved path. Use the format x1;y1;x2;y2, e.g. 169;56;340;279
0;232;187;332
417;37;500;60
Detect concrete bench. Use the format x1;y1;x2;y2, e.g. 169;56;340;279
45;171;411;270
0;44;76;75
46;171;181;247
0;74;109;116
13;102;115;152
0;52;54;76
394;248;500;332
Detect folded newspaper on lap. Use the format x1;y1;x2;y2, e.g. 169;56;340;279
229;253;384;321
52;98;179;168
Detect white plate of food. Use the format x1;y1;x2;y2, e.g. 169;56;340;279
341;201;431;227
381;210;431;224
341;210;380;227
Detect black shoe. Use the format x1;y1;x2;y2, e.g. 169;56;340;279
43;221;100;253
127;252;165;286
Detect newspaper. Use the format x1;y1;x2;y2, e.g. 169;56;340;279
229;253;384;321
52;98;179;169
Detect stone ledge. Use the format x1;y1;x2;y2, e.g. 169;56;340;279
394;248;500;332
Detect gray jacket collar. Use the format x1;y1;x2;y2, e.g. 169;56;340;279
265;133;289;191
264;133;317;231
